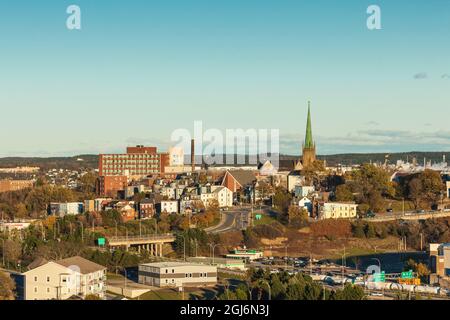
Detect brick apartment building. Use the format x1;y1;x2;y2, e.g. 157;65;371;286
98;145;170;197
98;146;169;177
97;175;128;198
0;179;34;193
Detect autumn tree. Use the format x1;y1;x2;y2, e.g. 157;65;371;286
408;178;423;210
0;272;16;300
335;184;354;202
287;205;309;228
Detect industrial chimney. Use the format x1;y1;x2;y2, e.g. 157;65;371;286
191;139;195;172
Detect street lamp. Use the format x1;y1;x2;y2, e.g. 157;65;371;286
1;238;5;267
371;258;381;271
284;245;289;270
209;243;220;265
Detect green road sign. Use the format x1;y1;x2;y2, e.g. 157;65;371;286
401;270;413;279
255;214;262;220
373;271;385;282
97;238;106;246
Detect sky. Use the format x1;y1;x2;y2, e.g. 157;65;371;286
0;0;449;157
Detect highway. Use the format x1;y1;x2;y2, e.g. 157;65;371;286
205;205;272;234
365;209;450;222
205;211;238;234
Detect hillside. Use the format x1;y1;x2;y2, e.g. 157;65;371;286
0;151;448;170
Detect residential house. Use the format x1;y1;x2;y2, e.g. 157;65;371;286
319;202;358;219
13;256;106;300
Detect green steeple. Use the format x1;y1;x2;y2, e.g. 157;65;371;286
304;101;314;149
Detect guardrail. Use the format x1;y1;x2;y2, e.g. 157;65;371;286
107;234;175;242
363;210;450;222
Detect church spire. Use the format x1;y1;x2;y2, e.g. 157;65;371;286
304;101;314;149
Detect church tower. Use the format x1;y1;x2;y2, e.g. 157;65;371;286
301;101;316;168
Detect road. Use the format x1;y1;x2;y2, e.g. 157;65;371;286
365;210;450;222
204;211;238;234
205;205;273;234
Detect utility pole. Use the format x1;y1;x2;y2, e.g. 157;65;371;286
285;245;288;270
420;233;423;252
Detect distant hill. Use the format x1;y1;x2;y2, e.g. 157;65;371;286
0;151;448;171
0;155;98;171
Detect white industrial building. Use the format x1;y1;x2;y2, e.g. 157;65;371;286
138;262;217;288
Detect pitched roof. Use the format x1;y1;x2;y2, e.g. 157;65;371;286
55;256;106;274
227;170;256;187
27;257;48;270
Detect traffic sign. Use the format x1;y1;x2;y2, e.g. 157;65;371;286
401;270;413;279
255;214;262;220
97;237;106;246
373;271;385;282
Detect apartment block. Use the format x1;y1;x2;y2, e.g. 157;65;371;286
13;256;107;300
97;175;128;198
98;145;169;178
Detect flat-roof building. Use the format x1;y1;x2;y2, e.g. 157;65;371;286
98;145;169;178
138;262;217;288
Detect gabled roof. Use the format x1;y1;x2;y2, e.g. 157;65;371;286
27;257;48;270
225;170;256;187
55;256;106;274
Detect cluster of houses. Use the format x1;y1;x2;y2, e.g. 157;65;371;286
48;169;254;221
45;158;364;221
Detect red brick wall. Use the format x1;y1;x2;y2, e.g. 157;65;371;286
98;175;128;197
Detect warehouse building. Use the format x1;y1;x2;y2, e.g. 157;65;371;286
138;262;217;288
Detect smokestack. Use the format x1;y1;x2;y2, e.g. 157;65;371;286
191;139;195;172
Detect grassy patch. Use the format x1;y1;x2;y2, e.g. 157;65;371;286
253;212;277;226
136;289;181;300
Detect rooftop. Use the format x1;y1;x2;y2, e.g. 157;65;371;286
140;261;213;268
55;256;106;274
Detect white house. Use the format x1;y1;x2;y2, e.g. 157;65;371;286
15;256;106;300
158;200;179;214
199;186;233;208
258;160;278;176
212;186;233;208
319;202;358;219
287;171;305;193
298;197;313;215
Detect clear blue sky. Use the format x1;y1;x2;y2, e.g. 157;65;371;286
0;0;449;157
